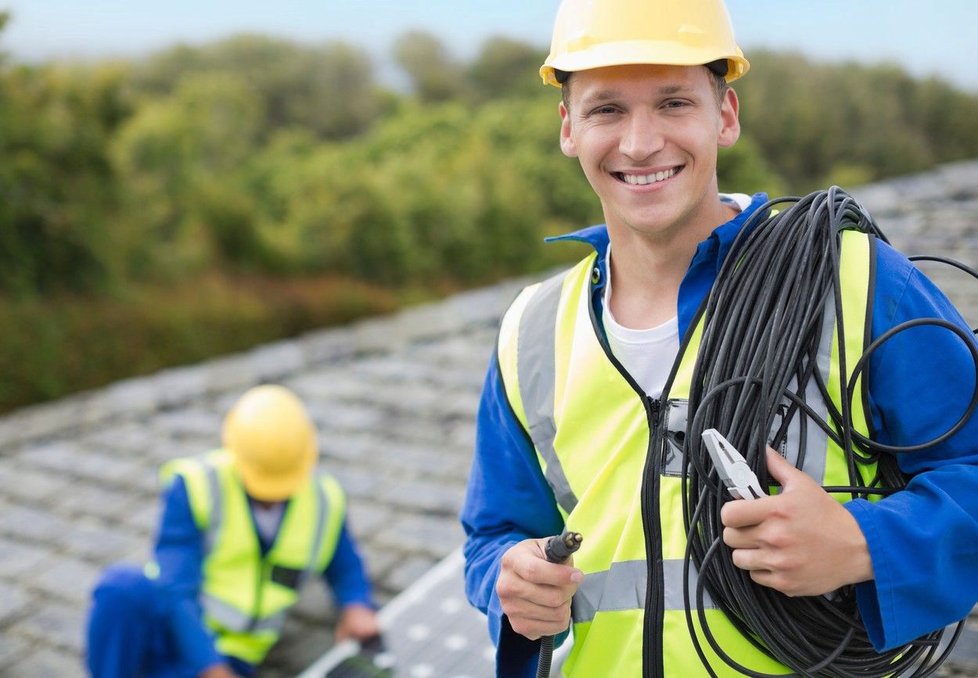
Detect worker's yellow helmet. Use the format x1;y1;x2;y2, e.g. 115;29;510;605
540;0;750;87
222;384;317;501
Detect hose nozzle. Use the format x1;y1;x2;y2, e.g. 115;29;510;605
544;530;583;564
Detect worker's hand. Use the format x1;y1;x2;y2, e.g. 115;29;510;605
335;603;380;643
198;663;242;678
496;537;583;641
720;448;874;597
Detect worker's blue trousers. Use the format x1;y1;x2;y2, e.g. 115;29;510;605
85;563;253;678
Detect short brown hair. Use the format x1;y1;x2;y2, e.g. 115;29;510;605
558;62;729;110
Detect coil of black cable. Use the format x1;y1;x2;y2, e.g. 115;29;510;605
679;186;974;677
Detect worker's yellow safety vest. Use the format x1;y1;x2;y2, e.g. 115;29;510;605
159;450;346;665
496;230;876;676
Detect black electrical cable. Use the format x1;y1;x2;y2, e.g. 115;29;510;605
677;187;976;677
907;255;978;336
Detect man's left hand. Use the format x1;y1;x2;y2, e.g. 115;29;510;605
720;448;874;596
335;603;381;643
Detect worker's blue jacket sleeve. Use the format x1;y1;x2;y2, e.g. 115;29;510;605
462;357;566;677
461;199;978;674
850;240;978;649
154;476;224;674
155;476;375;673
325;520;377;610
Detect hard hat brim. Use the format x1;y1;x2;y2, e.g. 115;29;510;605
541;41;750;87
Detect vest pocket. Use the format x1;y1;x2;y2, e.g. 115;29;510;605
662;400;688;477
270;565;303;590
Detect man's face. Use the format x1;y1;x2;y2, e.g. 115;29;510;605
559;64;740;243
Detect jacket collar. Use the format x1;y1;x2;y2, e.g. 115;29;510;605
544;192;769;263
543;192;770;331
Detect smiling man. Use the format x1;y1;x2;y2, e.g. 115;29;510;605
460;0;978;676
558;62;741;330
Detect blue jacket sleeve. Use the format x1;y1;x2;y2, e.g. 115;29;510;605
848;241;978;650
323;520;376;609
461;353;566;677
153;475;225;673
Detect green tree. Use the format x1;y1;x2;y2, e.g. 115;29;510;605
733;50;978;190
0;10;9;61
466;36;549;103
0;59;133;296
111;72;266;276
717;134;787;196
393;31;463;103
133;35;384;139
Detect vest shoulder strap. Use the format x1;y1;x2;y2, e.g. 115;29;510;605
159;450;229;534
312;472;347;569
499;258;596;516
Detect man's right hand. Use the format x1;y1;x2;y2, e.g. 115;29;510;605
495;537;583;640
199;664;241;678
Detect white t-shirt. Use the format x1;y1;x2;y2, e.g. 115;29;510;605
602;262;680;398
602;193;750;397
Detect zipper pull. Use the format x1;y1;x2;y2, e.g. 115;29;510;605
648;396;661;426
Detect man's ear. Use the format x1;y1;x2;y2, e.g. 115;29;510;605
718;87;741;149
559;101;578;158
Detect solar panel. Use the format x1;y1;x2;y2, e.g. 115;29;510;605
299;549;496;678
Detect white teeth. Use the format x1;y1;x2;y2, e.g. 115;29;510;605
621;168;677;185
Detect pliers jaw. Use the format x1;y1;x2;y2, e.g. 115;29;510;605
701;429;765;500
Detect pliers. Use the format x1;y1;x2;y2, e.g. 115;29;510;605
701;428;765;500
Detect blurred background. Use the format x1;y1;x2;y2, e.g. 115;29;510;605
2;0;978;415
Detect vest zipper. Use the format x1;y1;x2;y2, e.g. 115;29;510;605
641;395;666;678
587;271;673;677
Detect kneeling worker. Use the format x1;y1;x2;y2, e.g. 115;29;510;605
86;384;379;678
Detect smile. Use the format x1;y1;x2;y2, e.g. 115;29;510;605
616;167;680;186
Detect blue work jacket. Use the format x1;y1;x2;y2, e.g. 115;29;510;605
461;192;978;677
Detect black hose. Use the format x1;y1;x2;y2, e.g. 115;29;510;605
536;530;583;678
678;187;973;677
537;635;555;678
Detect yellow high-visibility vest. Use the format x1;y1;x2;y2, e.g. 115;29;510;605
160;449;346;665
497;230;875;676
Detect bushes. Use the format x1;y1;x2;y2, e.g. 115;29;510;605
237;99;595;286
0;62;130;296
0;276;397;413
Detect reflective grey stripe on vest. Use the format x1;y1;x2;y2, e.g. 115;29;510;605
202;594;286;634
202;462;222;555
802;292;837;484
517;271;578;515
571;559;716;624
301;479;329;585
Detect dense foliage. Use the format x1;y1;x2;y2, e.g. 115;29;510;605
3;15;978;411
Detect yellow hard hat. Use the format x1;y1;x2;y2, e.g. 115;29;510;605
221;384;317;501
540;0;750;87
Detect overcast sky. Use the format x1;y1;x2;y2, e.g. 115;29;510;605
4;0;977;92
